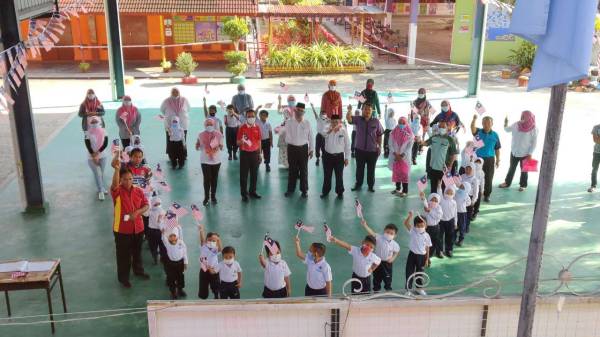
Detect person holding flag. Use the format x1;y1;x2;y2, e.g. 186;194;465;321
422;120;458;194
357;79;381;118
470;115;501;202
320;79;343;118
328;232;381;294
237;110;263;202
84;116;109;200
499;110;538;192
321;114;350;199
160;87;190;156
294;237;333;297
115;95;141;148
388;117;414;197
197;224;222;299
430;100;464;134
78;89;105;132
284;102;314;198
259;237;291;298
195;119;224;206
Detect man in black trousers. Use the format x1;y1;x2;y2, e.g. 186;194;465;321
321;114;350;199
284;102;314;198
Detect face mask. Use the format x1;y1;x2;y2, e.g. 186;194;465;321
295;110;305;118
209;112;216;117
475;163;483;170
206;126;215;132
329;86;336;91
366;83;374;90
247;117;256;125
238;90;245;95
360;244;372;255
87;94;95;100
224;258;234;265
438;128;447;135
270;254;281;263
441;106;449;113
123;101;132;106
399;124;406;129
445;193;454;199
416;227;426;234
171;122;178;128
288;101;296;107
89;122;99;129
152;203;161;209
207;241;217;250
418;94;425;99
384;233;394;241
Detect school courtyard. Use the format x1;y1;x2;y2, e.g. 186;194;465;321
1;69;600;336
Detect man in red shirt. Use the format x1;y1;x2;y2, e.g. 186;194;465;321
111;156;150;288
236;109;262;202
320;79;342;118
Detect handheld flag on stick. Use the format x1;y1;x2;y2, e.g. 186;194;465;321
417;175;428;192
204;83;210;95
165;211;179;231
387;92;394;104
159;181;171;192
111;139;121;155
154;163;164;180
294;219;315;237
354;198;364;220
263;234;279;255
472;135;485;149
304;92;310;103
169;202;188;218
279;82;288;92
323;223;333;242
264;102;273;109
453;173;463;186
199;256;209;272
191;204;204;222
442;169;455;188
154;114;165;121
475;101;486;115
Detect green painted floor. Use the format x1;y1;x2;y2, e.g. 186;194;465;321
1;105;600;337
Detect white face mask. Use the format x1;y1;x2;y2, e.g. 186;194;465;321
270;254;282;263
206;126;215;132
223;258;234;265
238;90;245;95
418;94;425;99
247;117;256;125
383;233;394;241
329;86;336;91
445;193;454;199
207;241;217;249
438;128;448;135
416;227;426;234
87;94;95;100
123;101;132;106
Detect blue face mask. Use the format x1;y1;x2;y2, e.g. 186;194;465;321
288;101;296;107
399;124;406;129
441;106;449;113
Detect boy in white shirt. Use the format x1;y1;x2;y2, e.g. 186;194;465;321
147;197;166;265
330;234;381;294
403;211;431;295
258;240;292;298
197;224;222;299
224;104;241;160
461;164;479;229
439;187;458;257
294;237;333;297
359;219;400;292
257;110;274;172
383;106;397;159
454;182;472;247
422;193;443;259
210;246;242;299
203;98;224;134
162;229;188;299
311;102;330;166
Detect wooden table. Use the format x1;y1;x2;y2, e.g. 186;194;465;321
0;259;67;333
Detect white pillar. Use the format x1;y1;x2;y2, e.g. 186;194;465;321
407;22;417;65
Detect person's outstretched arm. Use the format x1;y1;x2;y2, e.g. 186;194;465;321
330;236;352;251
294;237;306;261
360;218;377;237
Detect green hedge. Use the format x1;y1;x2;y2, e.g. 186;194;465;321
264;43;372;69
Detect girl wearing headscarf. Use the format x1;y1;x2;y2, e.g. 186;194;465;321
499;110;538;191
430;100;463;133
357;79;381;118
116;95;141;148
388;117;414;197
423;192;443;259
413;88;432;135
78;89;105;131
84;116;109;200
195;119;224;205
167;116;186;169
160;87;190;155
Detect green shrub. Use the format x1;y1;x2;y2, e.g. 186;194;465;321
175;52;198;77
227;63;248;77
223;16;250;50
325;44;348;68
281;44;306;69
224;51;248;77
264;47;286;67
264;43;372;69
305;43;329;69
508;40;537;70
345;46;372;66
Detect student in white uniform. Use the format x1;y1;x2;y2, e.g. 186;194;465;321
224;104;241;161
258;240;291;298
203;98;224;134
422;193;443;259
321;114;351;199
210;246;242;299
147;197;166;265
162;228;188;299
439;187;457;257
472;157;486;221
294;237;333;297
454;182;471;247
359;219;400;292
330;234;381;294
257;110;274;172
383;106;397;159
459;140;475;175
403;211;431;295
461;164;479;228
311;102;330;167
197;224;222;299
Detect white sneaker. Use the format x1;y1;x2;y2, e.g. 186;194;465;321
98;192;105;201
588;187;596;193
417;289;427;296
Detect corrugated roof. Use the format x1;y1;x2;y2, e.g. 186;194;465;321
58;0;258;15
258;4;386;18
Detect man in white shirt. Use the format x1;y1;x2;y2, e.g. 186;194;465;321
284;102;314;198
321;114;350;199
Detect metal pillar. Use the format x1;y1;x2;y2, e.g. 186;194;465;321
104;0;125;100
467;0;487;97
407;0;419;65
0;0;46;213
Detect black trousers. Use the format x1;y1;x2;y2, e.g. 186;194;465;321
225;127;239;155
201;163;220;199
428;169;444;194
355;149;378;189
351;273;371;294
165;259;185;292
315;133;325;159
426;225;442;256
482;157;495;198
373;261;393;291
466;203;474;229
383;129;391;157
240;150;260;196
504;153;528;188
411;141;419;163
439;219;455;253
198;269;220;299
405;251;426;289
261;139;271;164
395;182;409;192
143;216;149;237
220;281;240;299
593;153;600;188
456;212;469;241
351;130;356;155
287;144;309;193
473;191;483;216
262;286;287;298
305;285;327;296
114;232;145;283
146;227;163;260
165;130;187;155
167;140;186;167
322;151;345;195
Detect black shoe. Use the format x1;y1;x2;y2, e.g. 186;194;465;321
368;187;375;193
171;163;177;169
316;158;320;166
249;193;262;199
301;192;308;199
351;185;361;191
120;281;132;288
228;154;232;161
435;253;444;259
203;198;209;206
284;191;292;197
384;154;389;159
135;272;150;280
351;153;355;158
412;160;417;165
455;240;463;247
336;193;344;200
178;163;185;169
484;196;490;203
471;213;478;221
233;153;238;160
170;291;178;300
178;289;187;297
211;197;217;204
266;164;271;172
445;251;453;258
320;193;328;199
242;195;249;202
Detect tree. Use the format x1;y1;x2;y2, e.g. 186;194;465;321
223;17;250;51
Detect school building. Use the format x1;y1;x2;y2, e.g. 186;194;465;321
22;0;258;63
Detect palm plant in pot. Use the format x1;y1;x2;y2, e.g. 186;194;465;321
160;60;172;73
175;52;198;84
224;51;248;84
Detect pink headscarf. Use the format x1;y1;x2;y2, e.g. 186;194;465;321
86;116;105;152
391;117;413;146
517;110;536;132
116;95;139;127
199;119;223;160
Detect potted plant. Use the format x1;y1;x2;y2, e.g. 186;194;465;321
508;40;536;74
175;52;198;84
160;60;172;73
223;16;250;51
224;51;248;84
79;61;91;73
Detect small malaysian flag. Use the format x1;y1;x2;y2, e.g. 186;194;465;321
323;223;333;242
199;256;209;272
120;151;130;163
279;82;288;92
263;234;279;255
352;91;361;100
294;219;315;233
119;111;128;123
191;204;203;222
165;211;178;231
354;198;364;219
358;95;367;104
304;92;310;103
473;135;485;148
217;99;226;109
475;101;486;115
386;92;393;104
417;175;427;192
111;139;120;155
442;170;455;188
169;202;188;218
140;181;153;194
453;173;463;186
159;181;171;192
154;114;165;121
154;164;164;180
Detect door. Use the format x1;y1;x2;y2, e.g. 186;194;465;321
120;15;149;60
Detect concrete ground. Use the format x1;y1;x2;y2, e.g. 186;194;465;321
1;68;600;337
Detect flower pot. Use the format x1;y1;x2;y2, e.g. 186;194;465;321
517;76;529;87
181;76;198;84
501;69;512;79
162;68;171;73
230;76;246;84
125;76;135;85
